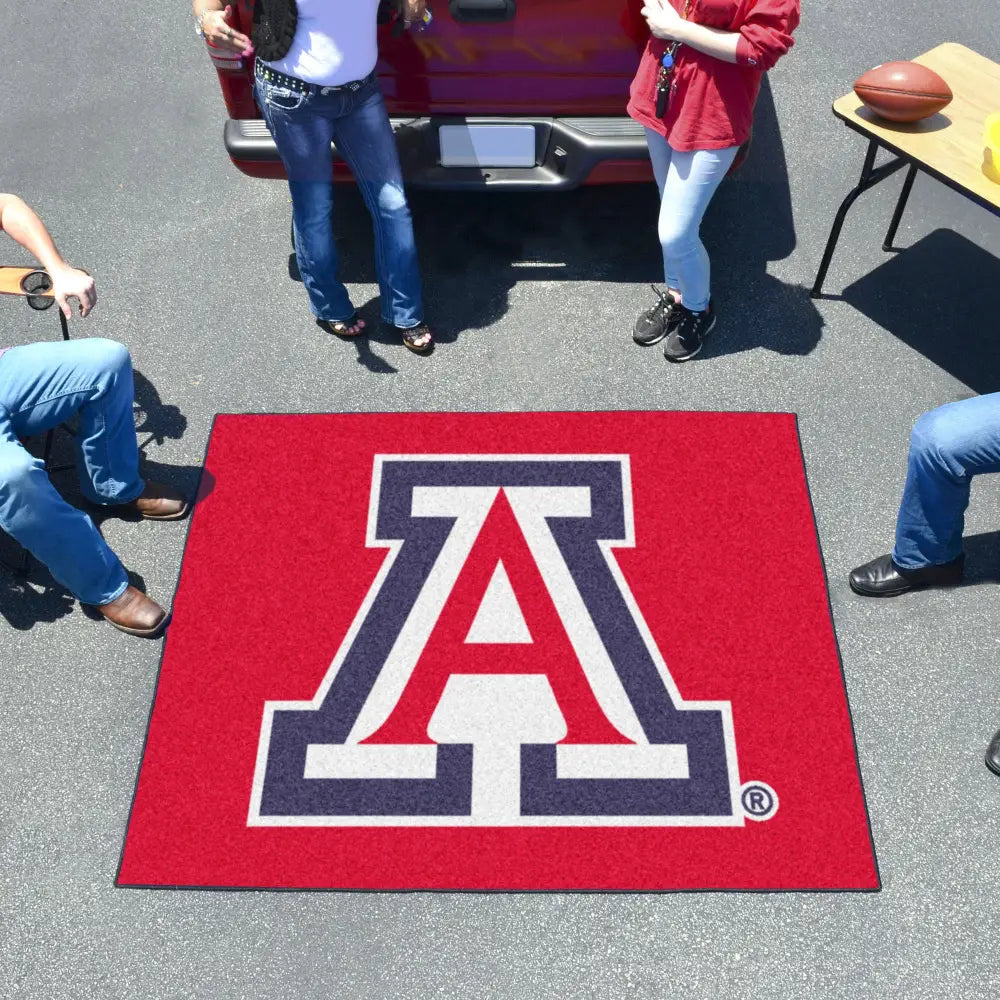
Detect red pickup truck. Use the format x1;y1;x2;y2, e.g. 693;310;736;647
212;0;671;190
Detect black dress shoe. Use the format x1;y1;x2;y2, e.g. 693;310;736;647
848;552;964;597
986;729;1000;776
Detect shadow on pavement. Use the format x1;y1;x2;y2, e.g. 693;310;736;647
841;229;1000;394
961;530;1000;586
288;77;821;361
133;369;187;452
0;572;75;631
701;75;824;359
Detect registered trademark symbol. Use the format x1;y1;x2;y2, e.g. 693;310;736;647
740;781;778;821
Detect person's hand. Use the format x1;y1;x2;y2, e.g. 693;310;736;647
201;5;253;56
641;0;687;41
50;264;96;319
401;0;427;27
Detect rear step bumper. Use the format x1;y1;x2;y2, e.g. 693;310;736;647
225;116;650;190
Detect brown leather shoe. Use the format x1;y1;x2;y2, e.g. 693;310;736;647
96;585;168;637
120;481;189;521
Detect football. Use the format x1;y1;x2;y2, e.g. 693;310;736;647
853;61;953;123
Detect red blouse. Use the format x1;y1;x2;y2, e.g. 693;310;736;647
627;0;800;152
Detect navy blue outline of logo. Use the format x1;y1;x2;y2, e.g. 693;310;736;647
249;456;744;827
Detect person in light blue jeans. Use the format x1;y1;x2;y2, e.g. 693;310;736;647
626;0;799;361
632;132;740;361
0;193;187;637
631;133;738;361
849;392;1000;597
649;133;738;315
254;68;433;353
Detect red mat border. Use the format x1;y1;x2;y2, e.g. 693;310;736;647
114;410;881;894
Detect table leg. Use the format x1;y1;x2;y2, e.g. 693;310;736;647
811;140;909;298
882;164;918;251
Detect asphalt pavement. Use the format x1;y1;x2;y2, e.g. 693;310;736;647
1;2;999;998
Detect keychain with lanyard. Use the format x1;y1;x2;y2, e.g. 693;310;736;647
654;0;694;118
390;1;433;36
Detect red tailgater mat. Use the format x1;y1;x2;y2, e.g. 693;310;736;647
118;412;879;892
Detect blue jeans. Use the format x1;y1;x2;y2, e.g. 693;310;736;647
0;338;143;604
255;72;424;328
644;129;738;312
893;393;1000;568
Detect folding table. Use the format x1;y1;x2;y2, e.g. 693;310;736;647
812;43;1000;298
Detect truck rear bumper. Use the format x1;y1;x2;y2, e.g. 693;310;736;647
225;115;652;190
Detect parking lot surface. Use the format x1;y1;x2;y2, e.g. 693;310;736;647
1;3;998;998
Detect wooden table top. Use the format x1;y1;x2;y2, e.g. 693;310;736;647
833;42;1000;213
0;266;54;298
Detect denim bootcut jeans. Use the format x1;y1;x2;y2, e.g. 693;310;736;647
256;70;424;330
0;338;142;605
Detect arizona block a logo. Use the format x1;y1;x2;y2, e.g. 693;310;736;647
249;456;771;827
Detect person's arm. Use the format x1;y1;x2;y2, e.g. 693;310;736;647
673;19;740;62
641;0;798;70
192;1;253;56
0;193;96;319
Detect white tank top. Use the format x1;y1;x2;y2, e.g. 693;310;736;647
262;0;381;87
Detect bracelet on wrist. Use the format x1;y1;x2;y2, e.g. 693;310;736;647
194;9;214;39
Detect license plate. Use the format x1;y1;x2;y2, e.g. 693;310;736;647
439;124;536;168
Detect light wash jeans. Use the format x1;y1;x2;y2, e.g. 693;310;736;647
893;393;1000;568
644;129;739;313
0;338;142;604
256;70;424;329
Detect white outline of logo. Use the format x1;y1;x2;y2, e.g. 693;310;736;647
248;455;746;828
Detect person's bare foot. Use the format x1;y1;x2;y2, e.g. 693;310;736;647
395;322;434;354
95;585;168;637
318;314;366;338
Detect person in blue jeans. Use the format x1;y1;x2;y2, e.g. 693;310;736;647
0;194;187;637
849;393;1000;597
848;394;1000;777
194;0;433;353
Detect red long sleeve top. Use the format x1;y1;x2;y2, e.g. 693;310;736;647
627;0;800;152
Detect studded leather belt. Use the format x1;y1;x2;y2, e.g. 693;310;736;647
254;62;375;95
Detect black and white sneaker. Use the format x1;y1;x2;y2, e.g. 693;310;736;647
632;285;682;346
663;300;716;362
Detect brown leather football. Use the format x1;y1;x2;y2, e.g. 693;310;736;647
853;61;953;122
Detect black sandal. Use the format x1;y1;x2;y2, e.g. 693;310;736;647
318;313;366;338
395;322;434;354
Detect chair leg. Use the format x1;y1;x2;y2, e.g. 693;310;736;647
41;427;56;468
0;531;32;577
12;543;31;576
